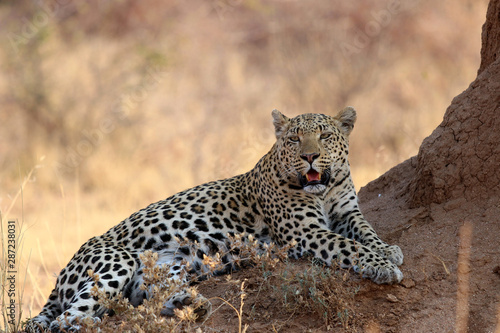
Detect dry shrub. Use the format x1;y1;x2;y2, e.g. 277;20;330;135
266;259;359;331
52;234;298;332
78;251;200;333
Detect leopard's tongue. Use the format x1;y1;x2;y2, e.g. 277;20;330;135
306;170;321;182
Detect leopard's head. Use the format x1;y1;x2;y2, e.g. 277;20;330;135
271;107;356;194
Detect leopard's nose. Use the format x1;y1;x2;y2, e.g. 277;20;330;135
300;153;319;164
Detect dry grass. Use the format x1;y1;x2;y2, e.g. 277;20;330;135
0;0;488;331
262;258;359;331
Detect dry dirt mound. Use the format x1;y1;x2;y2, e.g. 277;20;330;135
360;0;500;332
358;159;500;333
357;0;500;330
358;1;500;329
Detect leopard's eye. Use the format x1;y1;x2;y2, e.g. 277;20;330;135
288;136;300;143
320;133;332;140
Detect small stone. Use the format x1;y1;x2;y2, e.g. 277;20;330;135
401;278;416;288
387;294;399;303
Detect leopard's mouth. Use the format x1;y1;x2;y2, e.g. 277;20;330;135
298;169;330;188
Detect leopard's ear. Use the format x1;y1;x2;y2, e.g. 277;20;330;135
335;106;357;136
272;109;291;139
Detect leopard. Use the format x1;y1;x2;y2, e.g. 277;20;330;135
27;107;403;332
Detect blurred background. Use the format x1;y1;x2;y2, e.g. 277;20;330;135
0;0;487;324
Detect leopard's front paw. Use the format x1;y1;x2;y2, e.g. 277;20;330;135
354;260;403;285
162;290;212;322
377;245;404;266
